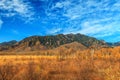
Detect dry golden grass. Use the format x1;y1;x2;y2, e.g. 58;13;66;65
0;55;57;65
0;47;120;80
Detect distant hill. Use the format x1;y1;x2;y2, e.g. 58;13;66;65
114;42;120;46
0;40;17;51
107;42;120;47
0;33;107;51
0;40;17;46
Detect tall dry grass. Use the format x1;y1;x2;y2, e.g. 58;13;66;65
0;47;120;80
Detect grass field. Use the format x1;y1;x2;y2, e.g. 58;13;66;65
0;50;120;80
0;47;120;80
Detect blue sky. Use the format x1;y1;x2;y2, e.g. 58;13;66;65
0;0;120;42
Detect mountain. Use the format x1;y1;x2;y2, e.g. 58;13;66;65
114;42;120;46
0;40;17;51
107;42;120;47
0;40;17;46
0;33;107;51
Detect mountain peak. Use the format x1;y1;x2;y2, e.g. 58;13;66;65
0;33;107;51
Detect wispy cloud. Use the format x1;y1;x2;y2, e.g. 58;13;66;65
53;1;71;9
11;29;19;35
47;27;62;34
1;0;120;42
33;0;120;41
0;0;34;27
46;0;120;41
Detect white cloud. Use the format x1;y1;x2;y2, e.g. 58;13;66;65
12;0;34;20
75;21;119;38
50;0;120;41
47;27;62;34
0;0;120;42
0;0;34;27
12;29;19;35
53;1;71;8
54;2;64;8
44;0;120;38
61;19;120;40
62;0;120;20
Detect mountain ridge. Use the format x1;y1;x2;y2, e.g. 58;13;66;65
0;33;109;51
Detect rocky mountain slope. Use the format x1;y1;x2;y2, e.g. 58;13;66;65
0;33;107;51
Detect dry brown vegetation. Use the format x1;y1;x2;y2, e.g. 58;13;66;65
0;47;120;80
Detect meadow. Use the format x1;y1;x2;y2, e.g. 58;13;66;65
0;47;120;80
